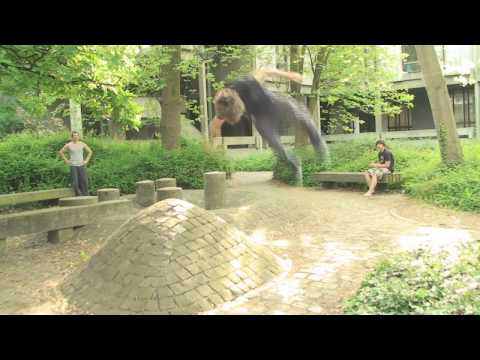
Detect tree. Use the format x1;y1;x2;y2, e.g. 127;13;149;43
159;45;183;149
301;45;413;134
289;45;309;147
0;45;142;135
415;45;464;165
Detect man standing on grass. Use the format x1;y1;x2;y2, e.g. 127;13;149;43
59;131;93;196
364;140;395;197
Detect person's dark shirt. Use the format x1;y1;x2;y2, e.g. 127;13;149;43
379;148;395;172
227;76;277;119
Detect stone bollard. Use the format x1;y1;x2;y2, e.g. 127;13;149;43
136;180;156;207
155;178;176;190
157;187;183;202
204;171;226;210
97;188;120;202
59;196;98;207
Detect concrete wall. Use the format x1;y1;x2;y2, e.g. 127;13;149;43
410;88;435;130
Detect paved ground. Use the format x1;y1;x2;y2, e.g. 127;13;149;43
1;171;479;315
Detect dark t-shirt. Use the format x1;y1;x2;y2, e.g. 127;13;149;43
227;76;277;119
379;149;395;172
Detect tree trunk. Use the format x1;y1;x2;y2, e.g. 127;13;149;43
69;99;83;137
160;45;183;150
415;45;464;165
290;45;308;148
109;106;125;140
307;47;331;130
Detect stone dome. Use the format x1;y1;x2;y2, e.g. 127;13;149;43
63;199;284;314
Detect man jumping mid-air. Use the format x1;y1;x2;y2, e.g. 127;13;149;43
211;68;329;185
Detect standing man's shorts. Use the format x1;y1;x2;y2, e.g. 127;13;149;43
367;167;391;180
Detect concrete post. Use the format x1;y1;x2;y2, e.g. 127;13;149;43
475;81;480;138
69;99;83;137
136;180;156;207
97;188;120;202
204;172;226;210
155;178;177;190
156;187;183;202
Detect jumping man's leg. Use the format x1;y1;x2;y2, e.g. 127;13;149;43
255;118;303;185
284;97;329;163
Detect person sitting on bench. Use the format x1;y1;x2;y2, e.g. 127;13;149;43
364;140;395;197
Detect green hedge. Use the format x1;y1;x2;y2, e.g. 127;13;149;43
0;132;229;195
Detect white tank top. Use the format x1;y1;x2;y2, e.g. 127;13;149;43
68;142;84;166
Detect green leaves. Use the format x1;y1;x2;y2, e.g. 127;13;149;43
344;241;480;315
0;132;229;195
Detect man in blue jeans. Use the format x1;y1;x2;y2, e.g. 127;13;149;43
58;131;93;196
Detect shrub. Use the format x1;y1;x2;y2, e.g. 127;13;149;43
344;241;480;315
0;132;229;195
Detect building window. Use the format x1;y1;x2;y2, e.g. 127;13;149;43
387;108;412;131
449;85;475;128
401;45;421;73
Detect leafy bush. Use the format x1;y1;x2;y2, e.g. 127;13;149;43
344;242;480;315
0;132;229;195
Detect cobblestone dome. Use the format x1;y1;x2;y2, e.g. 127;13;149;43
62;198;285;314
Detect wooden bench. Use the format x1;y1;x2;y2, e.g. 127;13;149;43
312;172;402;188
0;188;74;208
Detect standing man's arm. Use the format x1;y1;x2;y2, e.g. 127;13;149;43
83;143;93;165
58;144;71;165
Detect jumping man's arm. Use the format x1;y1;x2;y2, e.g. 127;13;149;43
254;67;303;84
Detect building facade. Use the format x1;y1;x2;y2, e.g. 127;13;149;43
212;45;480;148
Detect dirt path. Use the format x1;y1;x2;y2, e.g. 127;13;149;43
1;172;479;315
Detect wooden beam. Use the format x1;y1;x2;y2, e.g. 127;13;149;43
0;188;74;207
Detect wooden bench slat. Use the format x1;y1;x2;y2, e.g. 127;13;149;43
313;172;401;184
0;188;74;207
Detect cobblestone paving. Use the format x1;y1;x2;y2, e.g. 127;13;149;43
204;172;480;315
